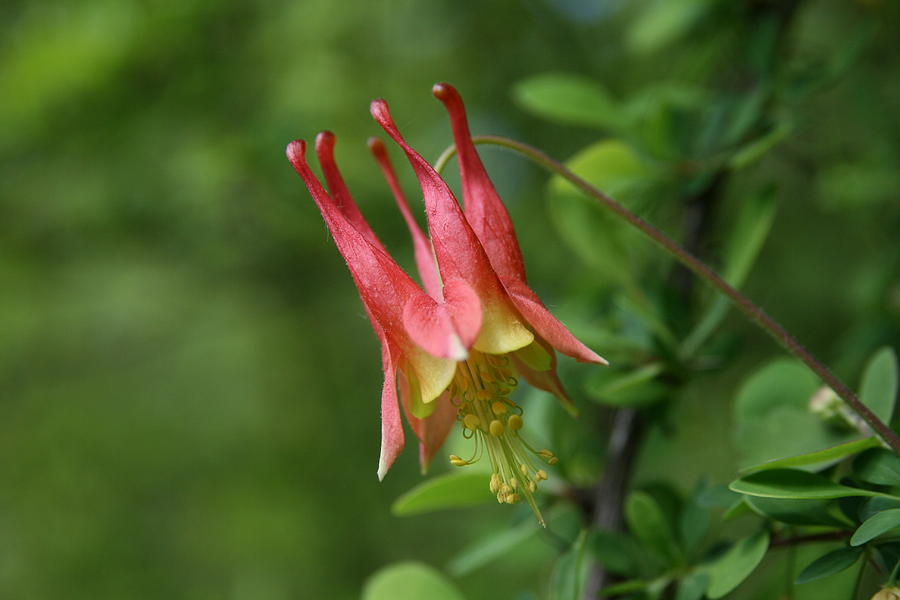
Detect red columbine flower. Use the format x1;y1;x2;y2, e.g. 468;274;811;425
287;83;606;523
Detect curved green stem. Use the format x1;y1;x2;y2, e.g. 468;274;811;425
436;135;900;456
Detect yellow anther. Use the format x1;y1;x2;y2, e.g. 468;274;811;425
496;493;506;504
491;401;508;415
476;390;492;401
505;493;521;504
547;456;559;465
527;481;537;493
490;473;501;494
520;464;528;475
509;478;518;489
507;414;523;430
500;484;512;495
536;469;549;481
463;414;480;430
449;455;468;467
538;449;557;463
489;419;504;437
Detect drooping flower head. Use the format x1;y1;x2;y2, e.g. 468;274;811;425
287;83;606;524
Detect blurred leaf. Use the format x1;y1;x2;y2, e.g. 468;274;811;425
722;498;752;521
730;469;886;500
745;496;849;527
795;547;863;584
682;186;777;356
854;449;900;487
733;359;851;468
859;347;898;425
513;73;622;129
585;362;667;407
446;519;538;576
705;530;769;599
740;437;879;475
728;121;793;170
588;529;642;577
547;140;654;282
851;509;900;546
697;486;741;509
362;562;465;600
392;472;491;516
627;0;713;55
602;580;647;597
679;489;710;557
859;498;900;523
625;491;681;564
675;571;708;600
549;529;589;600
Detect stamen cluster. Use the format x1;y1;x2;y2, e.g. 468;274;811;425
446;351;559;525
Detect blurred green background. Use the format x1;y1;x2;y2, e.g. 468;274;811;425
1;0;898;598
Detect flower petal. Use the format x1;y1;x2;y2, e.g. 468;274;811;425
315;131;384;251
510;337;577;415
398;373;459;474
377;343;405;481
370;101;534;355
287;138;468;363
432;82;527;283
504;278;608;365
368;137;443;299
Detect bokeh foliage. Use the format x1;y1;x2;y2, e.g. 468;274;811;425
1;0;898;599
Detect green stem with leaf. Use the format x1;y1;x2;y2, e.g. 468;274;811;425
435;135;900;456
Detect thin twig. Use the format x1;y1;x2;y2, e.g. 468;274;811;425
435;135;900;456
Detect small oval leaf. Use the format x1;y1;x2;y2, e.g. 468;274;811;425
625;491;681;563
740;437;879;474
362;562;465;600
859;347;898;424
854;448;900;487
392;472;491;516
706;530;770;598
851;509;900;546
730;469;882;500
795;547;863;584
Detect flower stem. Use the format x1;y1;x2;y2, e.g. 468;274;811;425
436;135;900;456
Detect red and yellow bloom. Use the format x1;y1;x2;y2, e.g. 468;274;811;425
287;83;606;523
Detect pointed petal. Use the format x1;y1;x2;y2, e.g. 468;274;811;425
377;344;405;481
368;137;443;299
504;278;608;365
441;278;482;350
398;373;458;473
287;139;466;364
370;101;534;355
433;82;527;283
315;132;384;251
402;294;468;361
510;337;577;415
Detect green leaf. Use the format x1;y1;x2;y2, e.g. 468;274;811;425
588;529;642;577
549;529;589;600
851;509;900;546
728;121;794;170
705;530;770;598
795;548;863;584
513;73;622;129
675;571;709;600
627;0;713;55
681;186;777;356
859;347;898;425
854;448;900;487
679;490;710;557
740;437;879;475
733;359;853;468
745;496;850;527
602;580;647;596
585;362;667;407
362;562;465;600
446;519;538;576
730;469;885;500
859;497;900;523
546;140;655;283
392;472;491;516
625;491;681;563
